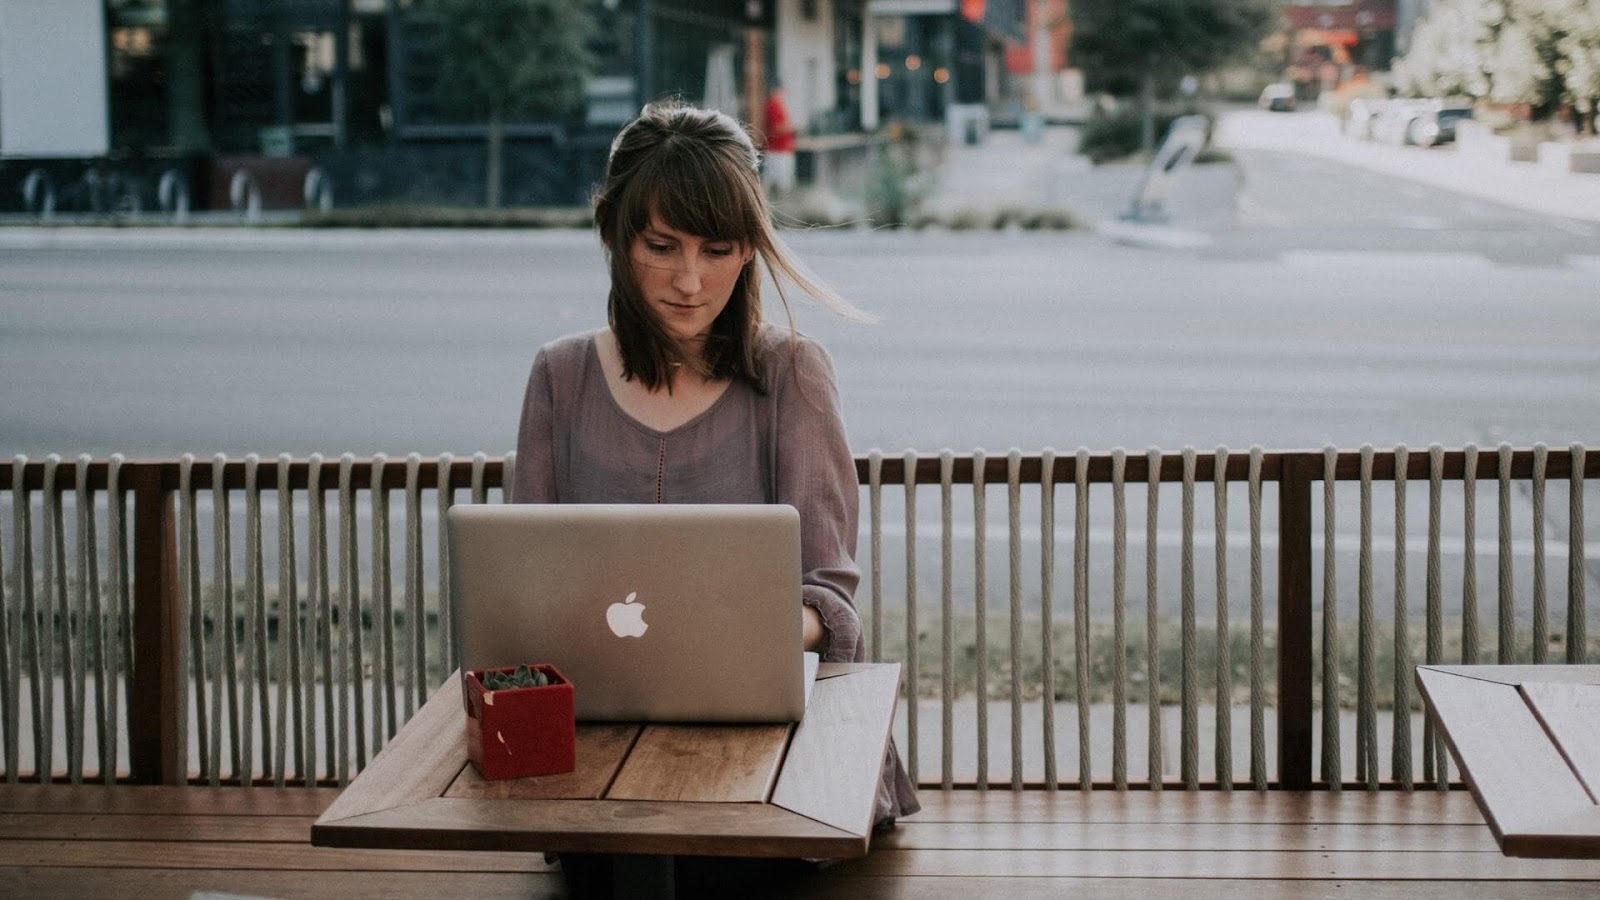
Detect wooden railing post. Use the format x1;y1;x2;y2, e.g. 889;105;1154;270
1276;453;1315;790
130;464;182;785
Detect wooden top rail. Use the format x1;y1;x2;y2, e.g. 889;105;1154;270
2;447;1593;491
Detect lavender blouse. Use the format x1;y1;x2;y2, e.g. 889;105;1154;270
510;325;919;821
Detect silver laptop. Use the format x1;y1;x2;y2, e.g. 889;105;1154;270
449;503;815;723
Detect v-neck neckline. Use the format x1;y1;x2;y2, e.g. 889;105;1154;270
588;332;736;438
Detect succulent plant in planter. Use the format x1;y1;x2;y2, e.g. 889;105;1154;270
482;664;550;690
463;663;575;780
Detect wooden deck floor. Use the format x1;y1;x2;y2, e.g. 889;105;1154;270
3;785;1599;898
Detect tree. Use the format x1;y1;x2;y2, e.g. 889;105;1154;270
1397;0;1600;131
1554;0;1600;133
1069;0;1276;152
428;0;594;208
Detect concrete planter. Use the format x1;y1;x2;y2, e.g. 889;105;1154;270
1538;141;1600;174
1457;121;1539;163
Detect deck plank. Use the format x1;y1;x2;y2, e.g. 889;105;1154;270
0;812;313;842
0;838;555;871
834;848;1600;879
876;821;1501;852
0;867;564;899
769;876;1600;900
0;785;341;817
904;789;1490;825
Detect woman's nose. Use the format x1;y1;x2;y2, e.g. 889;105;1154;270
671;260;703;292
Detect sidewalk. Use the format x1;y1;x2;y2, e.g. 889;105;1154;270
919;124;1240;235
1213;109;1600;225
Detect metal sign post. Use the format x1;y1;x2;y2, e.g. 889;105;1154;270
1123;114;1209;223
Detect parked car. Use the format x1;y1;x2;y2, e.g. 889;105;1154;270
1258;83;1296;112
1406;105;1474;147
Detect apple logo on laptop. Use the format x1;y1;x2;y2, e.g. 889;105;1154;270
606;591;649;638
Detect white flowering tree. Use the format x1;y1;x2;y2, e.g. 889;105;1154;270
1397;0;1600;131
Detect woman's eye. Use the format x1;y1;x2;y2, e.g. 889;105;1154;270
706;246;734;257
645;242;672;254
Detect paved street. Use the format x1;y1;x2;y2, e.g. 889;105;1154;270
1;225;1595;457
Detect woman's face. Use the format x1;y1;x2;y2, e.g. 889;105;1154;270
629;216;748;345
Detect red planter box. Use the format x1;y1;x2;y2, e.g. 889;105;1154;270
462;664;576;780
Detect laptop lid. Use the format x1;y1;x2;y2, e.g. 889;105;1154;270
449;503;807;723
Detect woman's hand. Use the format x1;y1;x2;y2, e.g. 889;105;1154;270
802;603;825;653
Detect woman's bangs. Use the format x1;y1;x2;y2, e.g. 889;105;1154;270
645;147;758;244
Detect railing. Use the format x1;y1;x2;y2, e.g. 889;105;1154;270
1;445;1593;791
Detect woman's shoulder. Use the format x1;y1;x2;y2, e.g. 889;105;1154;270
534;330;601;374
754;324;839;402
754;324;833;374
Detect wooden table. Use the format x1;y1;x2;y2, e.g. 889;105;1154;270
1416;664;1600;859
312;662;901;895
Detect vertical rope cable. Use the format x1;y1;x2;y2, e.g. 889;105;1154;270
41;455;65;783
1038;447;1057;791
242;455;264;784
938;451;954;791
1007;449;1023;791
73;457;98;783
1321;446;1341;792
1392;445;1413;790
972;449;988;790
1462;444;1479;665
1180;447;1197;790
1213;446;1232;792
436;452;455;681
338;454;361;780
13;456;39;782
1497;444;1515;664
502;451;516;507
107;455;129;785
1248;447;1266;791
1425;445;1447;789
275;454;299;787
211;455;237;783
404;454;424;719
470;452;488;506
1145;447;1163;791
372;453;395;747
68;454;92;778
1356;446;1376;791
868;450;882;663
901;449;918;785
1570;443;1588;664
1111;448;1128;791
178;456;203;784
42;455;64;783
1;459;18;784
1531;445;1548;664
309;453;331;786
90;454;113;778
1072;447;1090;791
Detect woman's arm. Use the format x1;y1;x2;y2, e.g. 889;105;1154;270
774;336;864;663
511;347;558;504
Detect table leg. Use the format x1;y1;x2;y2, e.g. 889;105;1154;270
612;854;675;900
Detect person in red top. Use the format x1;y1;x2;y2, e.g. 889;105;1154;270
762;83;798;195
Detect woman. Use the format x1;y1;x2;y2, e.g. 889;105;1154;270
511;101;918;891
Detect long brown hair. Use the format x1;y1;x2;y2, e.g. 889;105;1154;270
592;100;871;393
